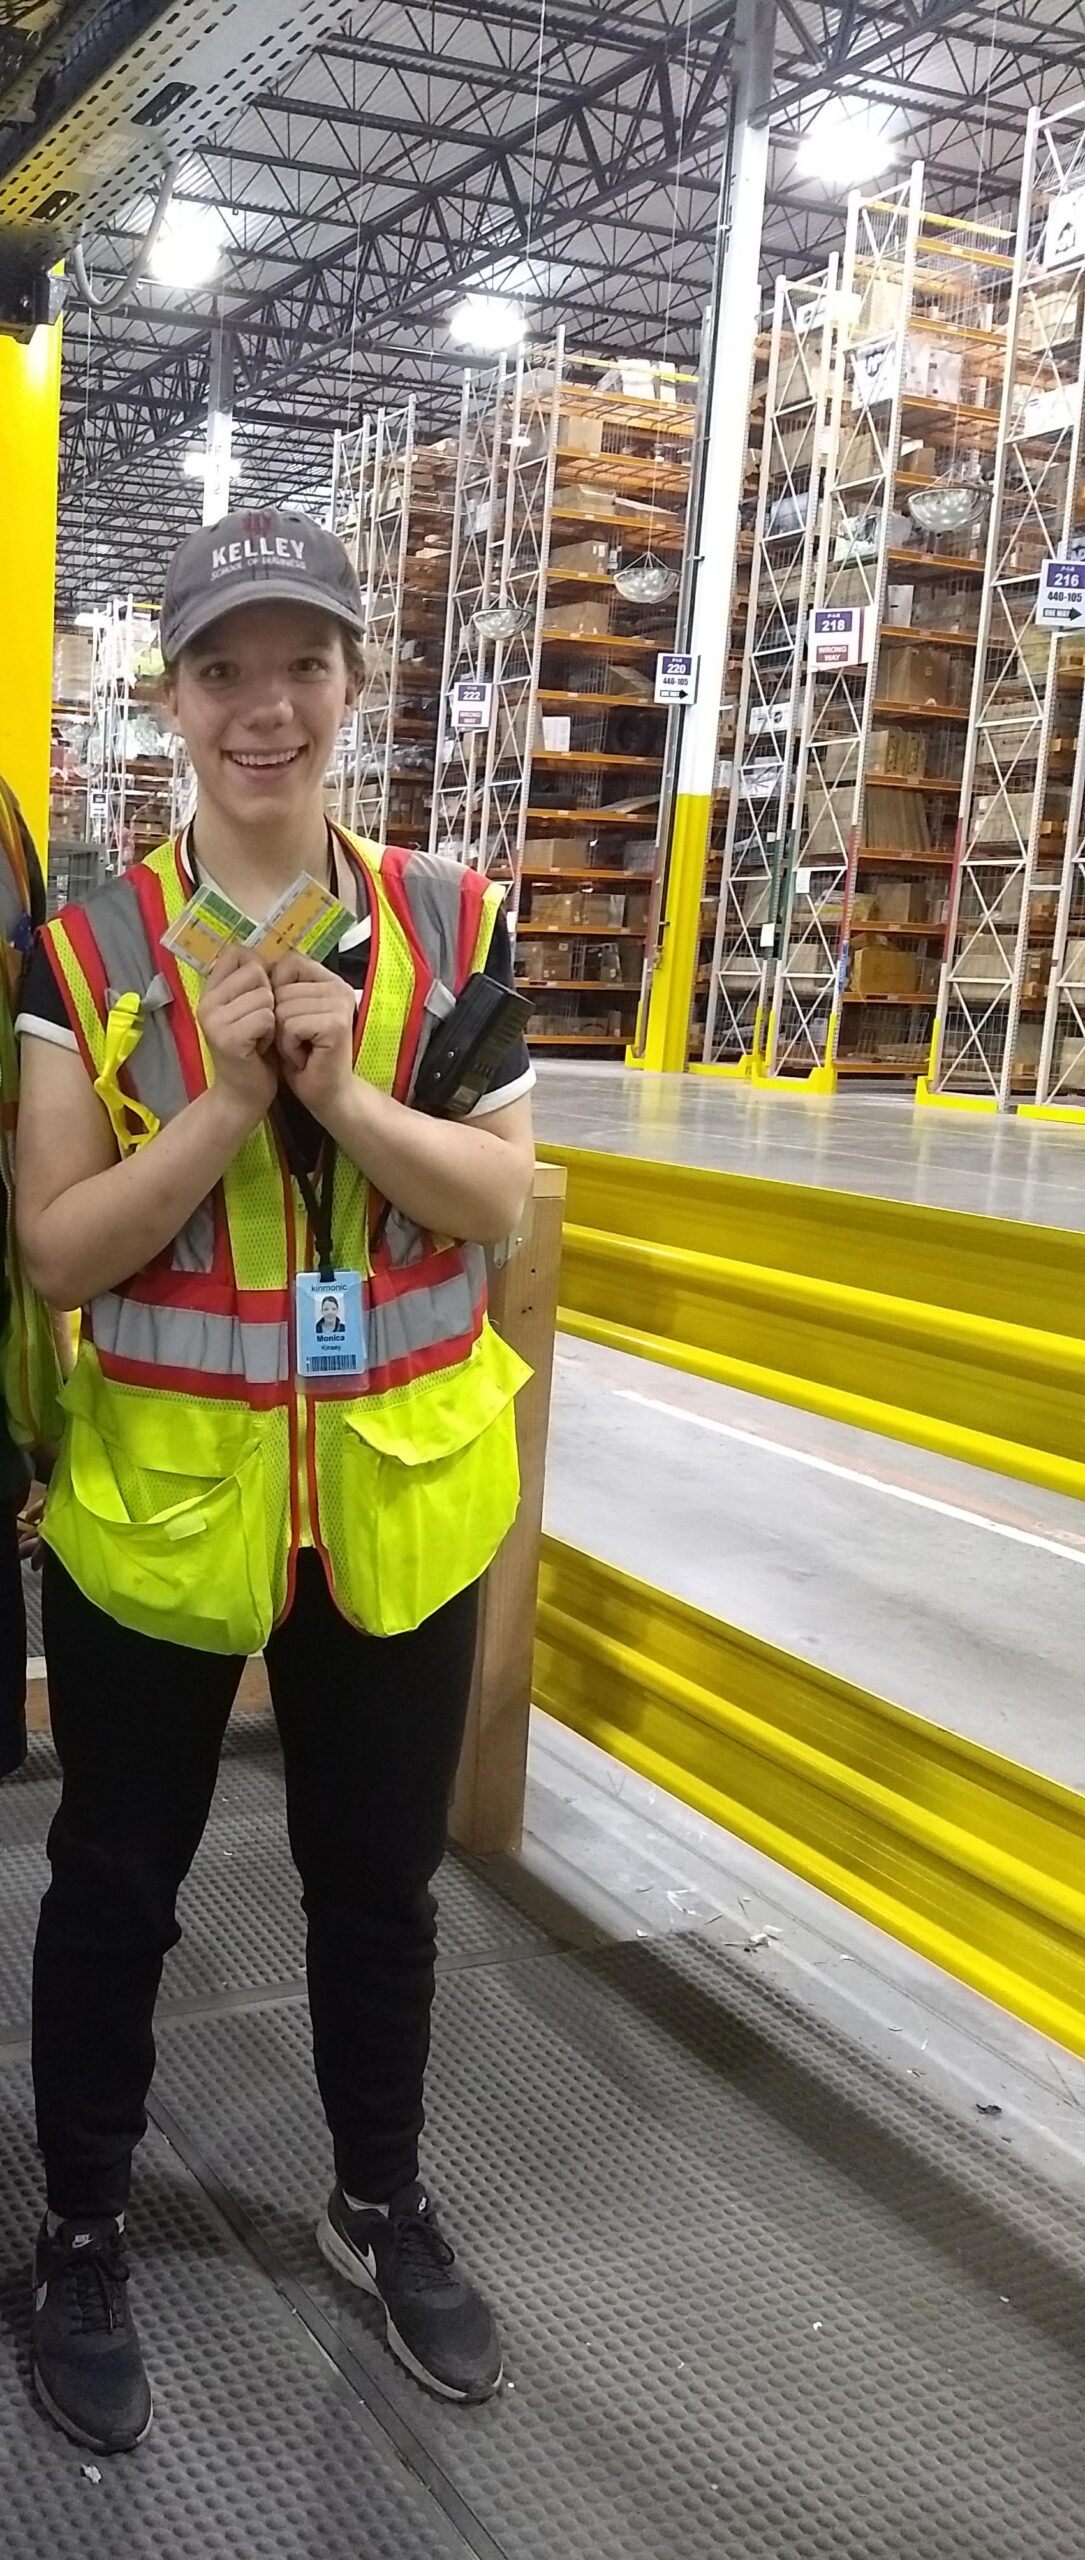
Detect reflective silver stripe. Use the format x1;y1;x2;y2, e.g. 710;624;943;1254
397;852;465;990
80;877;190;1126
91;1293;289;1387
75;871;215;1275
368;1254;484;1375
90;1250;485;1388
171;1204;217;1274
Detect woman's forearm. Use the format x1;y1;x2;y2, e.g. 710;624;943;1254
20;1088;257;1307
321;1079;532;1247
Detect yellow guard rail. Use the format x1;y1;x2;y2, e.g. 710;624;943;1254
536;1538;1085;2057
540;1143;1085;1503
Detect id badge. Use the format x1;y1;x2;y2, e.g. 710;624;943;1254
295;1270;366;1382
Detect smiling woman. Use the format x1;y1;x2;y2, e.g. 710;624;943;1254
11;506;535;2458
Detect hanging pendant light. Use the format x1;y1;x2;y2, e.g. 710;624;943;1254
612;550;679;604
908;474;989;537
473;601;529;640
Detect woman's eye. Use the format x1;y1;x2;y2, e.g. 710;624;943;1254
294;655;331;675
197;661;235;683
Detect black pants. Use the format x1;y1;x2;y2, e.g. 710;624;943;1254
0;1495;27;1778
33;1550;478;2219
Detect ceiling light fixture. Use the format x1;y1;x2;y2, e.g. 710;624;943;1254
448;292;525;353
182;446;242;481
796;100;896;192
148;201;227;289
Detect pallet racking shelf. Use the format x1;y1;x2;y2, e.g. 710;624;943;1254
700;264;839;1075
85;596;186;871
922;100;1085;1114
328;403;452;852
431;334;694;1054
756;169;1013;1088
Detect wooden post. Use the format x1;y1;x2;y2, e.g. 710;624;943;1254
450;1159;566;1856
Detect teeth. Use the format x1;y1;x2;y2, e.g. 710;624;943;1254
227;749;302;768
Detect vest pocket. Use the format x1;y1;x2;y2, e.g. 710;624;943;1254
44;1405;273;1656
333;1325;529;1637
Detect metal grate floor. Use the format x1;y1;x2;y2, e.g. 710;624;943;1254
1;1716;1085;2556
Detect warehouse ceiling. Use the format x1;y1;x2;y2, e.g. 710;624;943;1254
25;0;1085;607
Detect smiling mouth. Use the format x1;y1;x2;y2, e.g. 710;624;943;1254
224;747;307;771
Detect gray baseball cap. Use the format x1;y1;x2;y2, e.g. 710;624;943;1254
160;507;364;661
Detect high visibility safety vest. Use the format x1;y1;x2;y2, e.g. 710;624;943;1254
0;779;64;1455
39;829;530;1652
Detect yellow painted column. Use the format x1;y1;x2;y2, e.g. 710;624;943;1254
637;794;714;1072
0;316;61;857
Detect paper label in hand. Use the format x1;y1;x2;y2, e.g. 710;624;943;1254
247;875;353;969
162;884;253;975
162;873;354;978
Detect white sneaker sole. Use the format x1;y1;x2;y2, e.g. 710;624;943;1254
33;2360;154;2453
315;2210;502;2405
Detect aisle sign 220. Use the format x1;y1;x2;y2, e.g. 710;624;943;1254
1036;558;1085;632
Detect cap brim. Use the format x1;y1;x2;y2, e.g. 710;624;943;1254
162;577;364;662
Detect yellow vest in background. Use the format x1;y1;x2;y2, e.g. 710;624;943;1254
40;830;529;1651
0;777;64;1457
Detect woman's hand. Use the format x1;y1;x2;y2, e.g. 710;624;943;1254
271;953;355;1125
199;943;278;1126
18;1489;46;1570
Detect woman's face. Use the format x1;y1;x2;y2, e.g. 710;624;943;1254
165;600;354;829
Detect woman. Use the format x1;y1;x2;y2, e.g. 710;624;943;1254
15;508;535;2456
0;776;65;1778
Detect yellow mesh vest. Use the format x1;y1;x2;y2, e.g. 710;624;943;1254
41;836;529;1650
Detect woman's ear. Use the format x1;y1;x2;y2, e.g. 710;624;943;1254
158;666;181;732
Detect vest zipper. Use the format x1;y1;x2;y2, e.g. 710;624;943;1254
295;1197;314;1548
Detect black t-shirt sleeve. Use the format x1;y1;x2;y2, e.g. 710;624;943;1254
16;933;74;1037
478;906;534;1113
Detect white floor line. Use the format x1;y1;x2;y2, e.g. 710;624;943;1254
613;1387;1085;1567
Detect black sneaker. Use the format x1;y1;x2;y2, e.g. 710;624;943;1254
317;2180;502;2403
32;2215;153;2453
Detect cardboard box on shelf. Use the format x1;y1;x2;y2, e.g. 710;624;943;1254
849;891;879;924
850;944;923;997
740;879;772;926
878;643;953;707
864;784;931;853
974;786;1069;844
526;835;593;870
924;585;981;635
556;411;604;458
516;938;574;983
1061;938;1085;986
605;664;656;701
544;598;613;638
1056;1032;1085;1090
530;890;584;927
582;891;627;928
1017;273;1085;357
549;538;612;575
872;879;928;925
